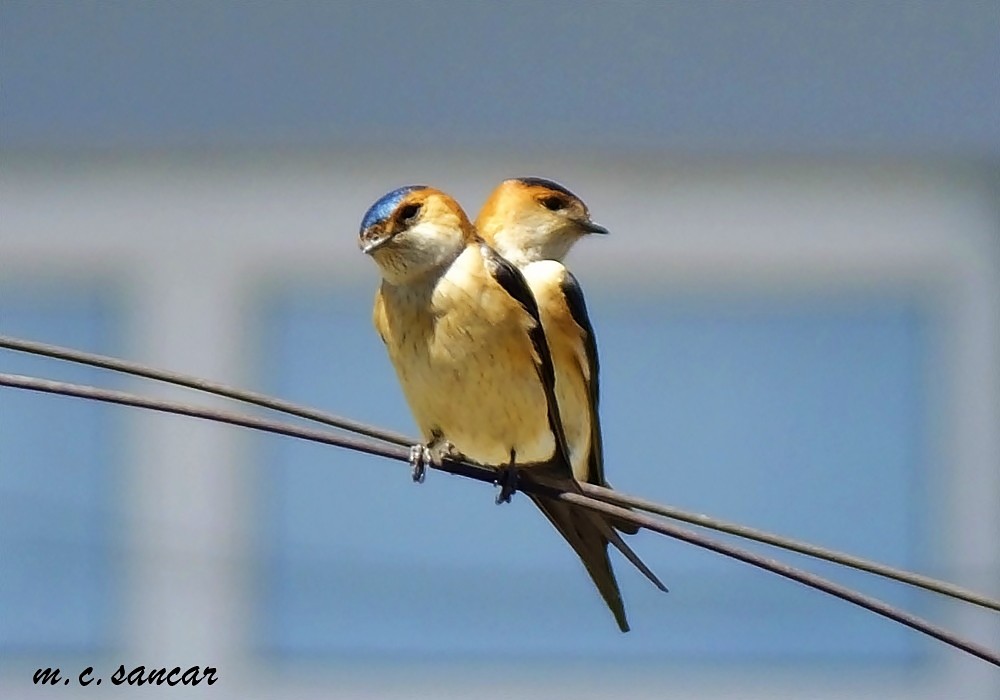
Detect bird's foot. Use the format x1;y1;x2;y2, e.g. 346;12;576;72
427;439;462;468
495;453;519;505
410;439;463;483
408;444;431;483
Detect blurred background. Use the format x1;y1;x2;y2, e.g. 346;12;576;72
2;2;998;698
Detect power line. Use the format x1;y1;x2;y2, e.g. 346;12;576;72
3;332;996;613
578;483;1000;613
1;370;998;667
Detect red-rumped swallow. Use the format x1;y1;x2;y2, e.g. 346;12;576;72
477;177;667;630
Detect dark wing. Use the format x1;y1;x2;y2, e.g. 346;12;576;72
526;490;630;631
562;271;640;535
560;271;605;485
481;242;573;476
524;465;668;632
488;251;667;621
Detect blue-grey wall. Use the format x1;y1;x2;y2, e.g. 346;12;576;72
3;1;998;154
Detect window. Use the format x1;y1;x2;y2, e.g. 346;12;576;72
254;287;930;664
0;288;120;654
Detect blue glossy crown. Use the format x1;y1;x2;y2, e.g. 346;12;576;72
360;185;429;232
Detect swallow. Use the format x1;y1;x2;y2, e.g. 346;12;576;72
477;177;612;485
360;185;663;631
477;177;667;624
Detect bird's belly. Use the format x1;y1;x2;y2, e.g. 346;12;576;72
397;331;555;468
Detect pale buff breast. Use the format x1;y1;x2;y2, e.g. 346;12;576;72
378;245;556;467
522;260;594;483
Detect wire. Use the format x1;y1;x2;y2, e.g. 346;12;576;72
577;483;1000;613
553;488;1000;667
3;333;997;614
0;372;411;464
0;334;412;445
1;371;998;667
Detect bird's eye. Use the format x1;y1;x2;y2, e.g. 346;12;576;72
398;203;421;223
540;195;567;211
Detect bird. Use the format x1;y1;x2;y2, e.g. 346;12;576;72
477;177;667;626
360;185;663;631
476;177;611;486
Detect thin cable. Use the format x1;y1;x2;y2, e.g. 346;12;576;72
3;333;998;614
0;372;411;464
0;334;412;445
1;372;998;667
550;488;1000;667
579;483;1000;614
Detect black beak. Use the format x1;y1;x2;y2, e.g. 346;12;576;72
579;219;609;235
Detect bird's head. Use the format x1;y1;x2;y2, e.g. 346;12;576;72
359;185;474;285
475;177;607;266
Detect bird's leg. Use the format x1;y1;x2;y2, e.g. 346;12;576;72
495;449;519;505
